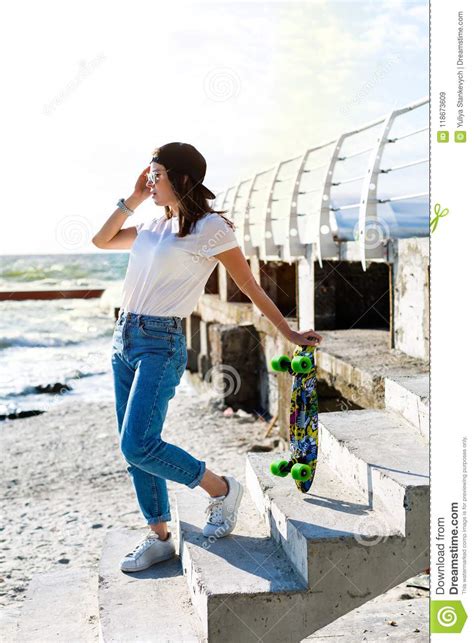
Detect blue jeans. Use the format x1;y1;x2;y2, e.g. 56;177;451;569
110;310;206;524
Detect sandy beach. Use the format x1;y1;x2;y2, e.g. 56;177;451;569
0;371;428;639
0;372;280;608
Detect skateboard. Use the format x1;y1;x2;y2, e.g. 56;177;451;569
269;343;319;493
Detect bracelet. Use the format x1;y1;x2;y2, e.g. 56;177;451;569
117;198;134;216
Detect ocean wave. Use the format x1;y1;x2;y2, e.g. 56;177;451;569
0;253;129;287
0;336;79;349
0;266;89;282
6;370;109;398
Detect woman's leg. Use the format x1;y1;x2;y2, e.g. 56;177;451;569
113;348;229;538
111;334;172;533
199;470;229;497
113;314;243;546
119;351;206;490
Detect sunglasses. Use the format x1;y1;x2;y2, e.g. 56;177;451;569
145;170;165;185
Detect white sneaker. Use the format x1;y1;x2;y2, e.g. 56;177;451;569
203;476;244;538
120;530;176;572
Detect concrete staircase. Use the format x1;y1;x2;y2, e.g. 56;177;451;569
175;485;310;642
8;376;428;642
98;528;203;642
14;568;99;641
384;374;429;438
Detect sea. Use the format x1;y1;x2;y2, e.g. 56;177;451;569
0;253;129;421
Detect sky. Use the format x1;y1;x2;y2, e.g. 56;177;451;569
0;0;428;255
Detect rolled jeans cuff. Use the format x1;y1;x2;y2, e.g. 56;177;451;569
146;512;172;525
187;460;206;489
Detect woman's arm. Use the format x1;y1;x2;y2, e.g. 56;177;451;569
91;166;150;249
215;246;322;347
91;195;143;249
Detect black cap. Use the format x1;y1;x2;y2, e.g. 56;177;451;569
151;142;216;200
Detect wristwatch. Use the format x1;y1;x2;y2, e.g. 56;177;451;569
117;198;134;216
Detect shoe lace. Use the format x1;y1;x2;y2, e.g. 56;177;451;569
126;531;159;558
205;496;225;525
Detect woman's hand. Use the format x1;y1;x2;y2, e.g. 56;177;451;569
133;166;152;201
285;328;323;347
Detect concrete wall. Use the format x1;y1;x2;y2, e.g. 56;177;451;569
185;235;429;436
391;238;429;360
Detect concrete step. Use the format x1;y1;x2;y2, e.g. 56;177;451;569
0;604;22;642
384;374;429;438
174;485;319;643
318;408;429;534
302;597;428;641
246;453;428;637
313;329;428;409
98;528;204;642
15;567;99;642
247;454;400;581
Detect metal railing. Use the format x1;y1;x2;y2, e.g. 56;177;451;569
214;97;428;271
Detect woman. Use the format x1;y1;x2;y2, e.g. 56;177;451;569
92;142;322;572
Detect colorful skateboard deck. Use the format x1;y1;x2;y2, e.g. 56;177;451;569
269;344;319;493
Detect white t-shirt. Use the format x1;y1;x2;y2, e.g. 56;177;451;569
119;212;240;317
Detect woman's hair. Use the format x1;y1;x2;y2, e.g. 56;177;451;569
152;147;236;238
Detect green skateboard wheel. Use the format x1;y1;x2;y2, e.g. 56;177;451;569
270;459;290;477
270;355;292;372
291;463;312;480
291;355;312;373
